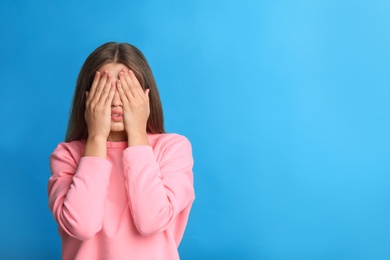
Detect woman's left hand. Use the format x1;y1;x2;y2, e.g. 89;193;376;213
117;69;150;145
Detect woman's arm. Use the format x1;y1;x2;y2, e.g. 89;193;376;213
48;71;115;240
48;143;112;240
123;135;195;236
116;69;195;235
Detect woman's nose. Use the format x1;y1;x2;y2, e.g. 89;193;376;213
112;90;122;107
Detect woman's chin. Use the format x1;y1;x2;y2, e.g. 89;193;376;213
110;123;125;132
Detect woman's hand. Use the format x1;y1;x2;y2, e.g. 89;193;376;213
117;69;150;146
84;71;115;157
85;71;115;139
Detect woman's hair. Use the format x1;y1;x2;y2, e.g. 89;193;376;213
65;42;165;142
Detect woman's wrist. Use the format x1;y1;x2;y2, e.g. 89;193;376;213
84;135;107;158
127;129;149;147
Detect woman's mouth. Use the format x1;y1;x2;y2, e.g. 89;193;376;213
111;111;123;122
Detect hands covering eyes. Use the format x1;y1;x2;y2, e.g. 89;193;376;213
85;69;150;141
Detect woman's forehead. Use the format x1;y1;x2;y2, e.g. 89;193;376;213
98;63;130;76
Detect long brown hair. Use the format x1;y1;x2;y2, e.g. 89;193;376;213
65;42;165;142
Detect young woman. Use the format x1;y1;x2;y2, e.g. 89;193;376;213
48;42;195;260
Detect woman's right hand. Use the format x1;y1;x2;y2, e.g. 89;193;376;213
84;71;115;156
85;71;115;139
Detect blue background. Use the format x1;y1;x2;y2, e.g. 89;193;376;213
1;0;390;259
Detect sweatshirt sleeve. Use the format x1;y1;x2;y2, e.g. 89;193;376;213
48;143;112;240
123;135;195;236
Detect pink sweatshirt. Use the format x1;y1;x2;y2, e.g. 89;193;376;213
48;133;194;260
